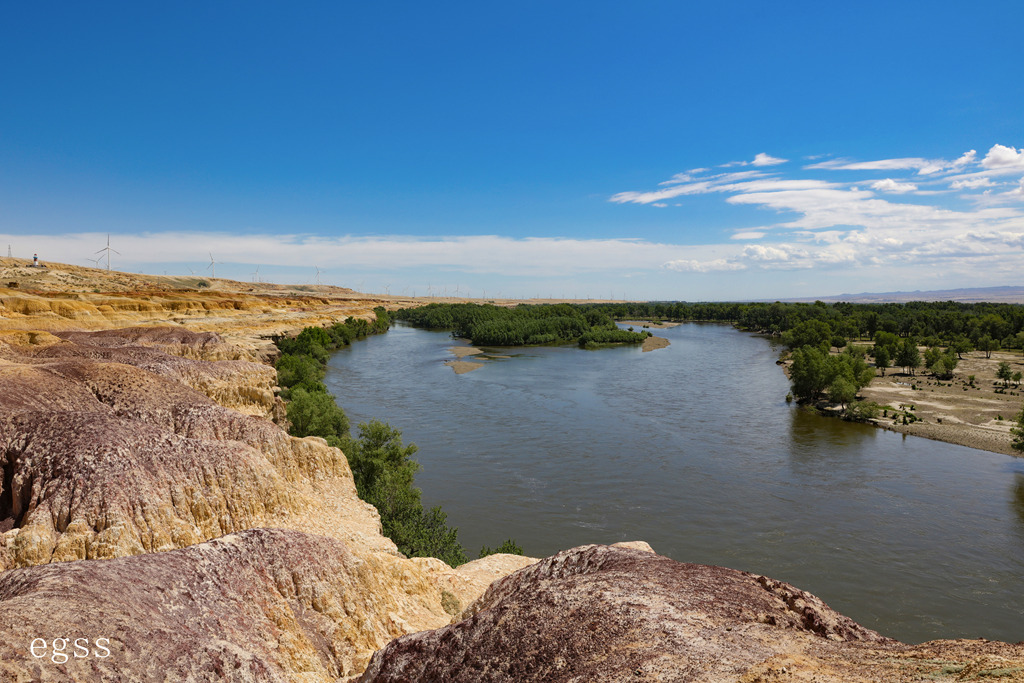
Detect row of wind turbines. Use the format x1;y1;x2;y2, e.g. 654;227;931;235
83;236;328;285
81;237;554;297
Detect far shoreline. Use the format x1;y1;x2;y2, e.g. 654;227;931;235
620;318;1021;458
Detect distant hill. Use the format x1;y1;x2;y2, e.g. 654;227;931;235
775;285;1024;304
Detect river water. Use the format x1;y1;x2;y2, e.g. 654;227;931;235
325;322;1024;644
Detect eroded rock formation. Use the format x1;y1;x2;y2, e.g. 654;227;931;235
0;329;377;567
0;327;536;679
361;544;1024;682
0;529;431;681
2;322;1022;682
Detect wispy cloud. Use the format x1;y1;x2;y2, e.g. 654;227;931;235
950;177;994;190
752;153;787;167
2;231;742;279
663;258;744;273
806;157;950;175
870;178;918;193
721;153;788;168
609;144;1024;278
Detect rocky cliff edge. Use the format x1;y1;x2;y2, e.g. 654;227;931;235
0;326;534;679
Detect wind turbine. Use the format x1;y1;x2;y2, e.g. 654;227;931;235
252;265;260;283
207;253;218;279
85;256;102;268
313;266;321;285
96;234;120;271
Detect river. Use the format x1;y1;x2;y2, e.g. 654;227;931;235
325;321;1024;644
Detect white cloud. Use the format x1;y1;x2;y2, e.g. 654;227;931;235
662;258;745;273
870;178;918;193
611;170;769;205
3;232;752;280
752;153;787;166
720;179;837;193
807;151;979;176
721;153;788;168
658;173;694;186
952;150;977;168
807;157;936;172
950;177;995;190
982;144;1024;171
742;244;803;262
604;145;1024;284
610;182;716;205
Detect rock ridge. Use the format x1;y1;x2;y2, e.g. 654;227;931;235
361;544;1024;683
0;326;537;680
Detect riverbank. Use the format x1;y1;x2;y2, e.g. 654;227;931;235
860;350;1023;456
783;347;1023;457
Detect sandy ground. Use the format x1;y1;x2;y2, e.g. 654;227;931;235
642;336;670;352
858;350;1023;456
780;345;1024;457
449;345;483;358
444;359;485;374
620;320;683;329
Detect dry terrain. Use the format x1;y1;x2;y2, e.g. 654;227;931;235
2;259;1023;680
861;349;1024;456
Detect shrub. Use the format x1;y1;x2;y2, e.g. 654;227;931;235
343;420;469;567
285;388;349;441
479;539;525;558
1012;406;1024;453
276;353;326;393
845;401;881;421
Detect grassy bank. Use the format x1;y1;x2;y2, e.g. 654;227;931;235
273;310;523;566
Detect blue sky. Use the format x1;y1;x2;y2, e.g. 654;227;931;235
2;2;1022;300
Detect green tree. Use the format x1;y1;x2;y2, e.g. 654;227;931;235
342;420;469;566
873;346;890;376
782;319;833;351
789;346;832;403
864;311;879;338
343;420;420;496
950;337;973;360
276;353;326;394
931;354;958;380
1012;405;1024;453
978;335;998;359
895;340;921;375
286;388;350;442
873;331;900;358
828;377;857;410
997;361;1013;386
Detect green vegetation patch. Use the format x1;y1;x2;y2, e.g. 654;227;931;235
394;302;650;347
273;311;522;566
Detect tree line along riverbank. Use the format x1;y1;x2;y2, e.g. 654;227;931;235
271;308;522;566
584;299;1024;454
396;299;1024;455
273;299;1024;569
